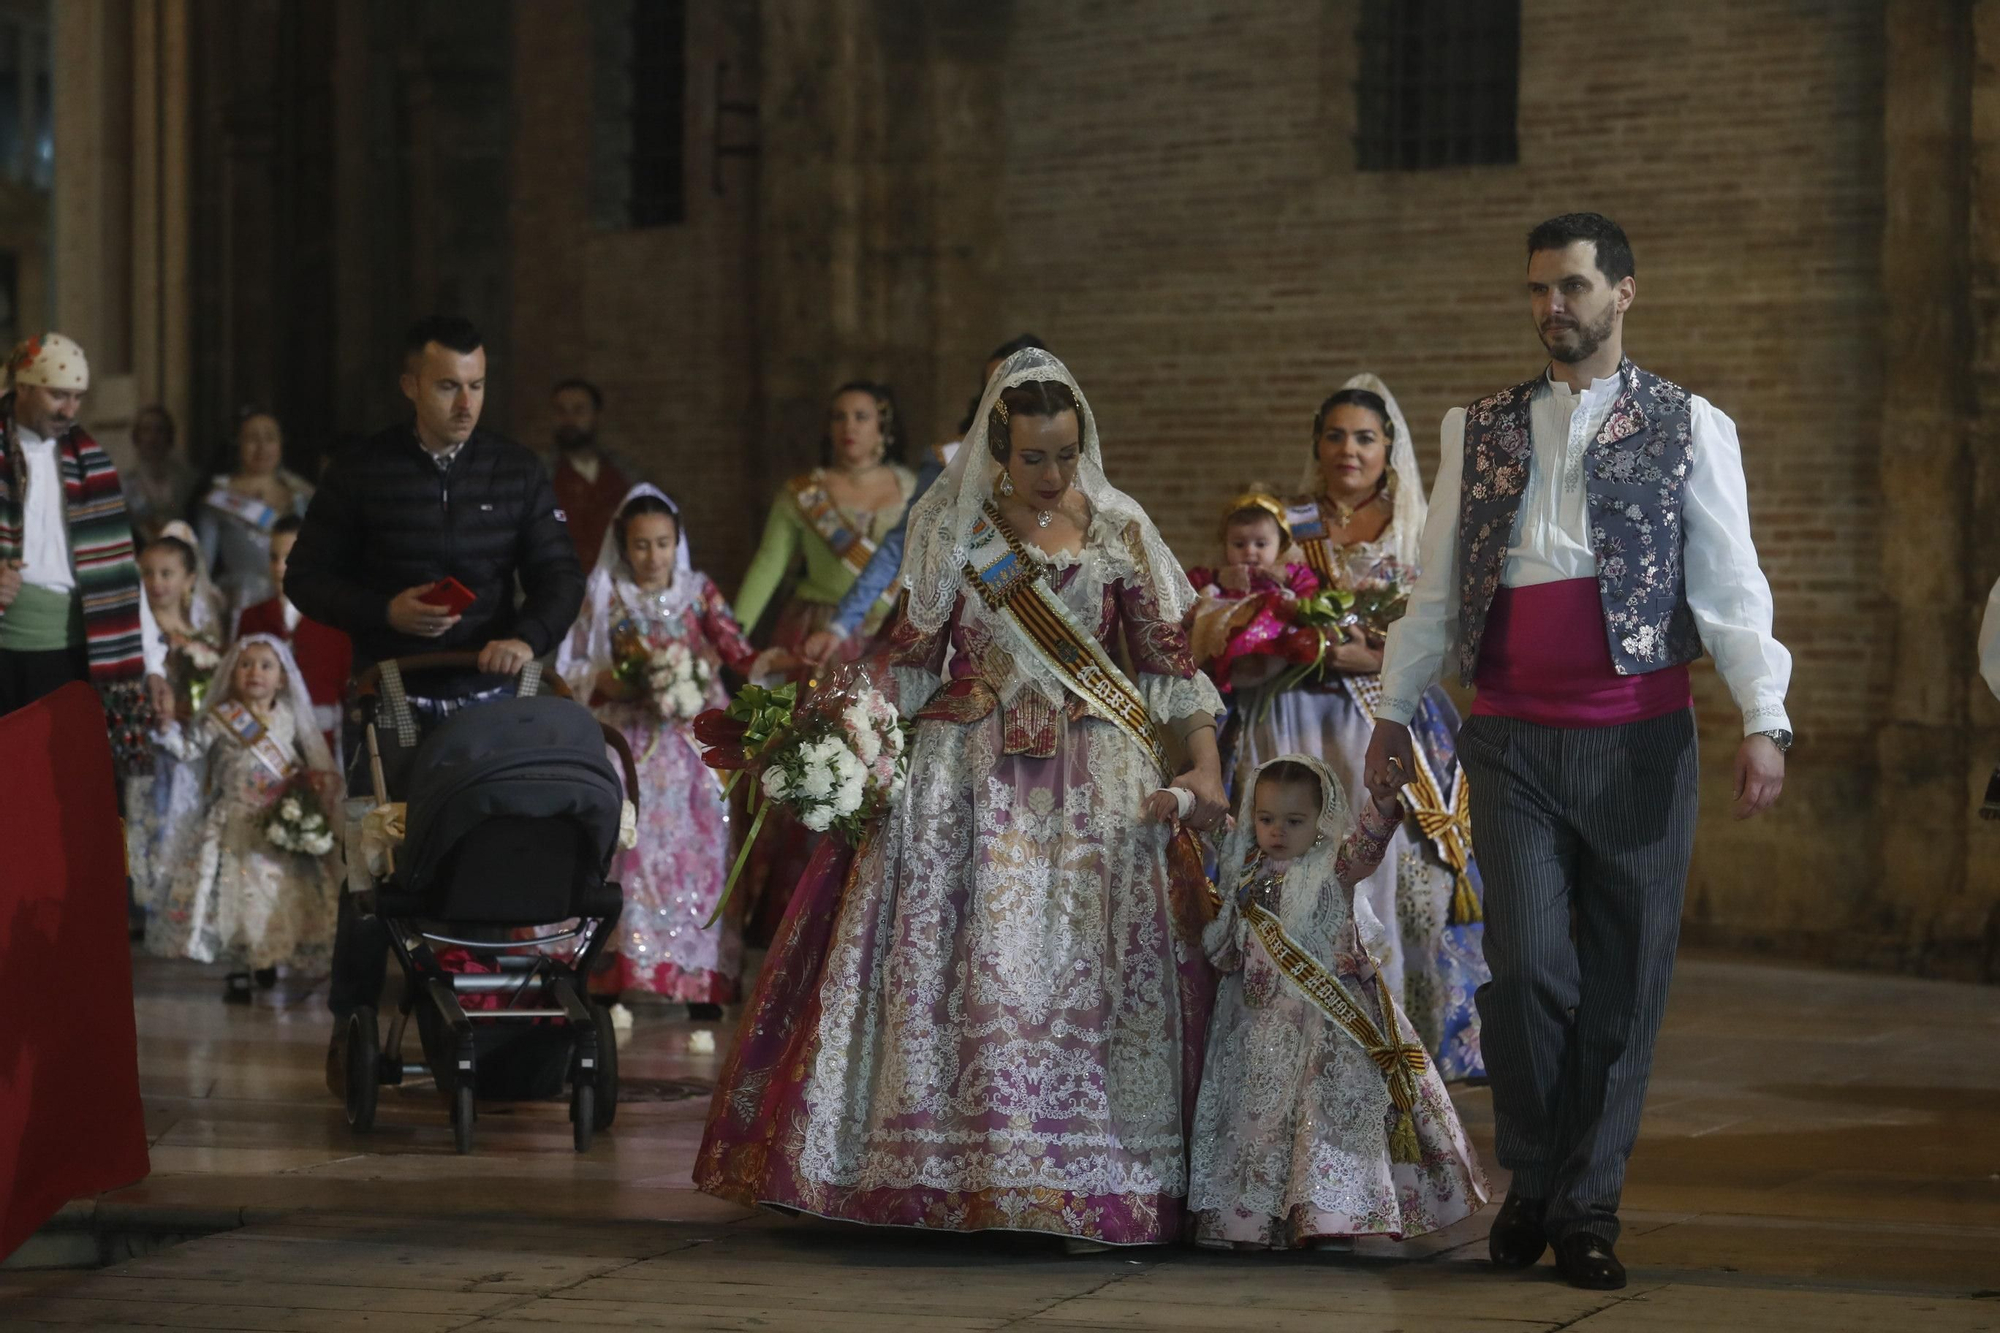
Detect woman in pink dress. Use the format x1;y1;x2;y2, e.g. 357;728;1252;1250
696;348;1230;1248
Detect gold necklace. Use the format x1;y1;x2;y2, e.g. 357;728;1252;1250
1321;487;1385;529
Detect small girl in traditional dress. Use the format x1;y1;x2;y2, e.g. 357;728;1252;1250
125;523;228;917
1189;752;1487;1250
146;633;342;1002
1185;490;1321;695
557;484;784;1016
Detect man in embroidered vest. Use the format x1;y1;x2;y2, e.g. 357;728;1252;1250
544;377;631;574
0;332;169;749
1364;214;1792;1291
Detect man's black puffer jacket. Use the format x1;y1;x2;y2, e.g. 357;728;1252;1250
285;424;584;667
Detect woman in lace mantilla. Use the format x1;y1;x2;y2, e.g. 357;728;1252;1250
1228;375;1490;1082
696;349;1229;1246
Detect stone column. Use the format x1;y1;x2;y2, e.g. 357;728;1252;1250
1871;0;1976;972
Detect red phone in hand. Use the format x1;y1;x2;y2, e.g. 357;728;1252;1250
418;577;477;615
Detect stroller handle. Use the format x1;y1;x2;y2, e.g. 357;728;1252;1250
352;651;567;700
354;651;643;813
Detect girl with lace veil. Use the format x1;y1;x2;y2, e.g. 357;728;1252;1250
126;520;230;922
1227;374;1490;1082
145;633;342;1002
556;483;774;1010
1191;753;1486;1248
696;348;1229;1248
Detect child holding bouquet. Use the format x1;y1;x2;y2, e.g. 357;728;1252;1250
557;484;792;1012
125;522;228;917
1190;753;1486;1250
146;633;342;1002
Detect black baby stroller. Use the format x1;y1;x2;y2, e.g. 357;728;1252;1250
341;651;639;1153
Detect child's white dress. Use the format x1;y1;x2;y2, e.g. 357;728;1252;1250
1190;754;1488;1247
145;698;340;972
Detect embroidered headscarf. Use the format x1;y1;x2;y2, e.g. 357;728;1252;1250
199;632;336;776
8;332;90;392
1300;372;1427;574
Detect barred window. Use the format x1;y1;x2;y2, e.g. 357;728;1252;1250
592;0;687;229
1355;0;1519;171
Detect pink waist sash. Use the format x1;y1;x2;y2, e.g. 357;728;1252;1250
1471;579;1691;729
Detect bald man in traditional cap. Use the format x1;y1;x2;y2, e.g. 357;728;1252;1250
0;333;168;742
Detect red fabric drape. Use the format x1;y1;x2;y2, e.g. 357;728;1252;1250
0;682;150;1260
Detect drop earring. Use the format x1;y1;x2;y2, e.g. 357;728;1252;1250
998;473;1016;498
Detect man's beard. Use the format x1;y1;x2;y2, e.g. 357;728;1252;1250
1540;304;1616;364
555;427;595;453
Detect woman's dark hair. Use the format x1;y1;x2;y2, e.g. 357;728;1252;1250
1256;758;1324;808
1311;388;1393;445
144;534;199;575
819;381;906;466
956;333;1048;435
272;514;304;538
613;493;679;553
985;380;1082;464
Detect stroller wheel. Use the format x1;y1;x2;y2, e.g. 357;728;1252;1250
453;1083;476;1155
591;1003;619;1132
571;1083;595;1153
344;1008;380;1132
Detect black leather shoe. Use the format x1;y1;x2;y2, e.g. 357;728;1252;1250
1553;1234;1626;1290
1488;1190;1548;1268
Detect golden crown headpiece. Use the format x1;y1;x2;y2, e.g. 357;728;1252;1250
1219;488;1292;547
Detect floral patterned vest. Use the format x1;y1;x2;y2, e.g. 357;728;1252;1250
1454;361;1703;683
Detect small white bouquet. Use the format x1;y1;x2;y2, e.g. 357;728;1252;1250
757;681;907;836
646;641;713;722
265;775;337;858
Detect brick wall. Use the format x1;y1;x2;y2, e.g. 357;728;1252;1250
505;1;1998;974
976;0;1888;947
510;0;764;585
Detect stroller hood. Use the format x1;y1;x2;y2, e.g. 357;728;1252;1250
400;694;625;896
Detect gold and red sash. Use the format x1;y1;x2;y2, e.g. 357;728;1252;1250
1338;675;1480;926
960;503;1171;777
1284;499;1337;584
788;473;879;576
213;700;300;795
1237;885;1427;1164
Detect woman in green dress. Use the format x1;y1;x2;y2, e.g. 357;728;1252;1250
733;381;918;662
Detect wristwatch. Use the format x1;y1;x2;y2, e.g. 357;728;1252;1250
1756;728;1793;753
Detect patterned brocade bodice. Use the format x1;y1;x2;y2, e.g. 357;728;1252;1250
890;522;1206;760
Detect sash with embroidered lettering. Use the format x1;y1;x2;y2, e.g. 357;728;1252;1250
1232;851;1427;1164
960;503;1172;777
788;473;879;576
202;484;279;533
212;700;300;801
1284;499;1336;584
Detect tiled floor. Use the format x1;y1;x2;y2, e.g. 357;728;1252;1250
4;951;1998;1330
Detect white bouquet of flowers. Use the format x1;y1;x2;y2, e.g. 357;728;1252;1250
757;682;906;836
646;641;713;721
264;775;337;858
691;668;910;924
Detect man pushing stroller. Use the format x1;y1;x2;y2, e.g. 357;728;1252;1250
285;315;584;1095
